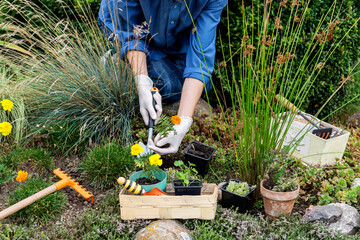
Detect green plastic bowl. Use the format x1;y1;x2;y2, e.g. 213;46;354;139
129;169;167;192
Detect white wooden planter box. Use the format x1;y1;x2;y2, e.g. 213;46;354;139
279;113;350;166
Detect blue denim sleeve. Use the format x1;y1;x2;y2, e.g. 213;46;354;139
183;0;227;91
98;0;150;59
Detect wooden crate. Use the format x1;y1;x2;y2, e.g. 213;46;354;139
119;183;218;220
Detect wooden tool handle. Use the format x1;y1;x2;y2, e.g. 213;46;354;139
275;94;299;113
0;185;57;220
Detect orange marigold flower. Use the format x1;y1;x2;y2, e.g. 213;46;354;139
171;115;181;125
16;170;28;183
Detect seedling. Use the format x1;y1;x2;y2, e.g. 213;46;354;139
173;160;199;187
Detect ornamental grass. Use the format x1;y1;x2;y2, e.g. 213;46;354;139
185;0;360;191
0;0;136;153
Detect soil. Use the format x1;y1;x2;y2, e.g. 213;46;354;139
186;142;214;159
136;177;161;185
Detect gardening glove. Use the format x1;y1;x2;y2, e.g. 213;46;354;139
148;116;193;155
135;75;162;125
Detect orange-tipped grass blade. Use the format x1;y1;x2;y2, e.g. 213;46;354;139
53;168;94;204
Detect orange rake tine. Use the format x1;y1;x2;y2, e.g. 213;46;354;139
53;168;94;204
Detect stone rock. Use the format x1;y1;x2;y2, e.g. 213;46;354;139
303;205;342;224
352;178;360;188
163;98;214;119
328;203;360;235
303;203;360;236
347;112;360;128
135;220;192;240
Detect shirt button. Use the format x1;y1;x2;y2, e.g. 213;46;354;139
171;21;174;24
174;5;177;8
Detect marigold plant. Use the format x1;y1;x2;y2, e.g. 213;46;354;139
16;170;28;183
0;99;13;137
132;144;163;180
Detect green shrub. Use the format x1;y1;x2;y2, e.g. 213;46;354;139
80;141;135;190
1;147;54;173
0;163;16;185
7;175;67;223
216;0;360;118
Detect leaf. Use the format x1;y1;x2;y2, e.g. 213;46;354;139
0;41;34;57
174;160;183;167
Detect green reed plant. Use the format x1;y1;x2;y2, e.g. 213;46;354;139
0;0;137;153
215;0;359;189
185;0;359;190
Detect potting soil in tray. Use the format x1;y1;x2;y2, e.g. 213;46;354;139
187;143;213;159
136;177;161;185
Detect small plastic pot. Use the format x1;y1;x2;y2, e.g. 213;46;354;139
220;179;256;213
172;179;203;196
184;141;217;176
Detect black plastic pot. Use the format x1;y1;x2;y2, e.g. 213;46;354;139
184;141;217;176
220;179;256;213
172;179;203;196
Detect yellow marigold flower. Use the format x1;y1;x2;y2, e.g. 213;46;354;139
0;99;13;112
131;144;144;156
0;122;12;136
149;154;163;166
171;115;181;125
16;170;28;183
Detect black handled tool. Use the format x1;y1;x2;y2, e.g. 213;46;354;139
275;94;332;139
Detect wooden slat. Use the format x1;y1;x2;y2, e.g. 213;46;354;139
119;183;218;220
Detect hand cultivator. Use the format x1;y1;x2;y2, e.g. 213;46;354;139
0;168;93;220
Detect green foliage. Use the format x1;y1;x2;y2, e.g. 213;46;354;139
81;141;135;190
216;0;360;118
7;175;67;223
0;0;137;154
296;157;360;205
226;180;252;196
0;163;16;185
153;115;177;138
264;150;298;192
185;208;342;239
0;147;54;173
173;160;199;186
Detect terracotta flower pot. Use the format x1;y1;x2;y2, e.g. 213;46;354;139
260;179;299;220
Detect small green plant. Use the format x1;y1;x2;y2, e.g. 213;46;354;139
263;150;298;192
153;115;180;137
0;163;16;185
0;147;54;173
7;175;67;223
226;181;253;196
80;141;135;190
173;160;199;186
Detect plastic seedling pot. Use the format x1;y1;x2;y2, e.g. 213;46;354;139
184;141;217;176
172;179;203;196
220;179;256;213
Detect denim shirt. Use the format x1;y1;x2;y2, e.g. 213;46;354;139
98;0;227;86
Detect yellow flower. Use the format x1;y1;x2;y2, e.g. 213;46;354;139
131;144;144;156
0;122;12;136
149;154;163;166
171;115;181;125
16;170;28;183
0;99;13;112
